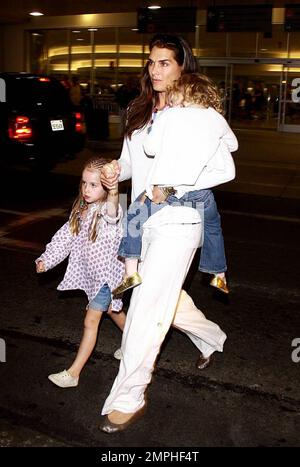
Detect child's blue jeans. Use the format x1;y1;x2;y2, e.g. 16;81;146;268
118;189;227;274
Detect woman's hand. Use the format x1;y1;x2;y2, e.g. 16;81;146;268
36;261;45;273
101;160;121;190
151;186;167;204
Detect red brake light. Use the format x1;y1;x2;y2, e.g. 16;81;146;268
9;115;33;141
74;111;86;133
38;77;50;82
16;116;29;124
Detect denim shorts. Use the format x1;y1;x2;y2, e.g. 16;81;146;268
88;283;111;312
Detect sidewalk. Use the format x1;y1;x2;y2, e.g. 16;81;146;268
224;127;300;199
0;414;70;447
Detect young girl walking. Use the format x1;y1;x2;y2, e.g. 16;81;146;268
112;73;238;297
36;157;126;388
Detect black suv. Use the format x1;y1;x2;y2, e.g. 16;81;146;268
0;72;86;170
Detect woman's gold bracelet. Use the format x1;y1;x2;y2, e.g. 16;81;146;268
108;190;119;196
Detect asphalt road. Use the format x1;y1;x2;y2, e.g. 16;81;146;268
0;157;299;448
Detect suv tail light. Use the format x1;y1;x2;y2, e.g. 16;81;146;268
74;112;86;133
8;115;33;142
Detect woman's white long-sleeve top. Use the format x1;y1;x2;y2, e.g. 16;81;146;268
143;107;238;199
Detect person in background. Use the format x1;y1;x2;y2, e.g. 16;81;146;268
69;76;83;109
61;74;71;91
115;77;140;135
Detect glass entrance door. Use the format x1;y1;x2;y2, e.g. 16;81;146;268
229;63;281;130
196;61;281;129
197;62;232;119
197;60;296;130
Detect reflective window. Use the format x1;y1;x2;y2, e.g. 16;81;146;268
93;28;116;95
70;29;92;85
198;26;226;57
258;25;288;58
29;31;47;74
289;32;300;59
47;30;70;78
228;32;258;57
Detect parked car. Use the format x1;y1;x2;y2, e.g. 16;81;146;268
0;72;86;170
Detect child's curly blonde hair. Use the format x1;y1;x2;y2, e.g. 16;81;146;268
69;157;111;242
167;72;223;114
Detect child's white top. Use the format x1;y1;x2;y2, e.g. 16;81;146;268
143;106;238;199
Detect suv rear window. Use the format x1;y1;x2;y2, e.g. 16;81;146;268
6;77;72;113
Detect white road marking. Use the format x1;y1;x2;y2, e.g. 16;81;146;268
0;208;68;237
0;237;43;252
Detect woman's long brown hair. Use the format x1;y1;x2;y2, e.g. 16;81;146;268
125;34;197;139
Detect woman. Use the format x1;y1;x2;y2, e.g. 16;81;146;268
99;34;227;433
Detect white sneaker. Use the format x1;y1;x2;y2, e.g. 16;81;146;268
48;369;79;388
114;348;122;360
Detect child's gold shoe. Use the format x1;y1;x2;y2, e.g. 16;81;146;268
112;272;142;296
210;276;229;294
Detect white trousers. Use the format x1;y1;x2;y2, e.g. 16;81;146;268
102;209;226;415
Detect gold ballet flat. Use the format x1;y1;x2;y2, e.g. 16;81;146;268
210;276;229;294
112;272;142;296
99;405;147;434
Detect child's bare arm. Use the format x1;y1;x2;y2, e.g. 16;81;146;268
102;163;119;217
106;185;119;218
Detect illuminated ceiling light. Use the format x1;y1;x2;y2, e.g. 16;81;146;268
29;11;44;16
148;5;161;10
72;30;81;33
88;28;98;31
260;48;268;51
76;38;84;41
131;28;138;31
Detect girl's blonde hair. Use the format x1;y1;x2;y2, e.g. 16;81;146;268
69;157;110;242
167;72;223;114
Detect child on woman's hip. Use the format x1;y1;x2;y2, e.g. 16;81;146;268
113;186;228;297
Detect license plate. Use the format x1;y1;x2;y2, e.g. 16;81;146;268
50;119;64;131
